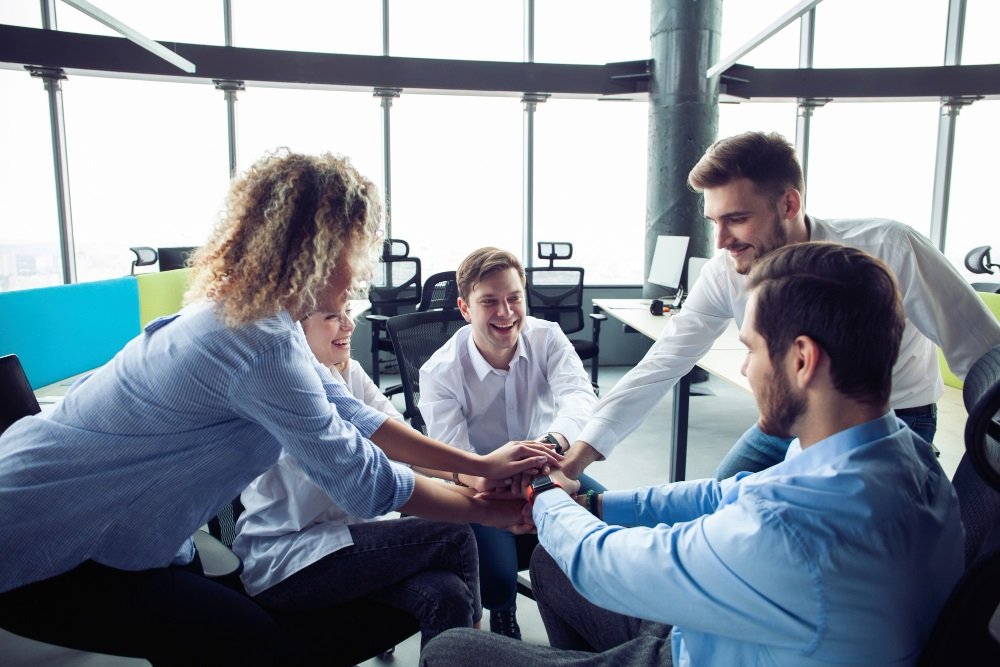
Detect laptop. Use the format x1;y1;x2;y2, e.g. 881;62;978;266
0;354;41;435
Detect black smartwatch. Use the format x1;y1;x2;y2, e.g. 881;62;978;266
527;474;562;504
540;432;564;455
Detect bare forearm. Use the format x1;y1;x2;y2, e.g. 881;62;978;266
370;419;480;474
399;476;521;526
562;440;604;479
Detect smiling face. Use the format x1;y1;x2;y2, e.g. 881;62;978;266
740;292;805;438
704;177;790;275
301;304;356;368
458;266;526;370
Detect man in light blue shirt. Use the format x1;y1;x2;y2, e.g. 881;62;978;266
421;242;965;666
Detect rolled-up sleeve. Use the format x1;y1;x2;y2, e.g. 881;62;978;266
231;341;414;519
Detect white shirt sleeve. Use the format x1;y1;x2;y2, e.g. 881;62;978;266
578;257;737;457
419;345;475;453
542;325;599;443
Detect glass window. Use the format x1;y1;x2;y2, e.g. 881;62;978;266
0;69;61;291
534;98;647;285
963;0;1000;65
719;102;797;144
943;100;1000;278
719;0;801;69
391;94;521;277
233;0;380;55
53;0;223;45
814;0;946;67
0;1;42;28
535;0;649;64
390;0;521;61
804;101;939;238
236;87;383;198
61;76;230;282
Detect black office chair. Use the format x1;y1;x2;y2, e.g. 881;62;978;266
919;344;1000;665
385;309;468;434
417;271;460;312
157;246;197;271
0;354;41;435
524;242;606;393
129;246;158;275
365;240;422;389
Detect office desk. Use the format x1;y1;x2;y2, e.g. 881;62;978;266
593;298;967;481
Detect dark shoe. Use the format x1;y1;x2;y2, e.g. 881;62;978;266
489;607;521;640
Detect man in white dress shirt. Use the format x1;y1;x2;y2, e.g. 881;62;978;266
559;130;1000;483
419;247;604;640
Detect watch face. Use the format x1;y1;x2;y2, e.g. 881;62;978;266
531;475;556;492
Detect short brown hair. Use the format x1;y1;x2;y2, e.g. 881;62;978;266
746;242;904;407
688;131;805;203
456;247;525;301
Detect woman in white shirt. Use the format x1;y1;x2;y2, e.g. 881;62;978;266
234;304;484;649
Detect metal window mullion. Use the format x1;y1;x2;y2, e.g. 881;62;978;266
794;8;816;192
929;0;968;252
38;2;76;284
522;0;536;267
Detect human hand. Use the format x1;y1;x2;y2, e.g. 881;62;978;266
474;496;532;533
479;440;563;481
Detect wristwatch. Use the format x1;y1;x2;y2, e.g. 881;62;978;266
527;474;563;504
540;432;564;455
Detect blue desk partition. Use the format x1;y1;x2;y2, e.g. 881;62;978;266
0;277;140;389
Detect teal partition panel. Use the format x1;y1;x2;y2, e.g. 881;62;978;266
0;277;140;389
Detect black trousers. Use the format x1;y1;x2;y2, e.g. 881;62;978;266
0;559;417;666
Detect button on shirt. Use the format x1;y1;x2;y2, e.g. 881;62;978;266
419;316;597;455
0;303;414;594
579;216;1000;457
534;413;964;666
233;359;406;597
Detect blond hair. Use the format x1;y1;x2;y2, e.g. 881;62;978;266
186;150;382;327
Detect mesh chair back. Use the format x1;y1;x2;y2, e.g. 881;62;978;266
0;354;41;435
418;271;459;311
524;267;586;334
207;496;246;549
386;309;467;433
369;257;422;313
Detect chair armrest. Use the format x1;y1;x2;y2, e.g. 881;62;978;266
365;314;390;323
588;313;607;322
192;529;242;578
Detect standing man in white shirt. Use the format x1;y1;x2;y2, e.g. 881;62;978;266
559;130;1000;482
419;247;605;640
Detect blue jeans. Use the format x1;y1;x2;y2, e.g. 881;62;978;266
713;409;938;480
472;473;605;612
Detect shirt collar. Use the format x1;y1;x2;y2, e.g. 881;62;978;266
722;412;899;507
465;330;527;381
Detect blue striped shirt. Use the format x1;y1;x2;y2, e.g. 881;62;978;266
0;302;414;593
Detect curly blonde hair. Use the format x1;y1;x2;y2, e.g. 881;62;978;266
186;150;383;327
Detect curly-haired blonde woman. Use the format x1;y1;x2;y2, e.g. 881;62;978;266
0;151;559;666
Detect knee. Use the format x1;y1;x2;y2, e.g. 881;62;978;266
420;628;479;666
528;546;561;602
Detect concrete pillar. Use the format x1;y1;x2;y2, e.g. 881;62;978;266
644;0;721;298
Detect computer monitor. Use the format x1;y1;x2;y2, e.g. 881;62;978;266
647;235;690;292
157;246;197;271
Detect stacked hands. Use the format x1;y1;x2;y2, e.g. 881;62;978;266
456;437;584;534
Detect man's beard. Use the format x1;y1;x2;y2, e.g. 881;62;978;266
757;364;805;438
735;213;789;276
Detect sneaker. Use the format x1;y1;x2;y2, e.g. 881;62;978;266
489;607;522;640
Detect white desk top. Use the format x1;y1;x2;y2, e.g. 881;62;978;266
594;298;966;479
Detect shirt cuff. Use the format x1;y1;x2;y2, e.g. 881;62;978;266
598;490;634;526
576;419;620;459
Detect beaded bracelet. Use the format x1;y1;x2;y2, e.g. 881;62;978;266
582;489;600;518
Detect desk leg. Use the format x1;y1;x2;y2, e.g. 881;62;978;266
670;371;692;482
